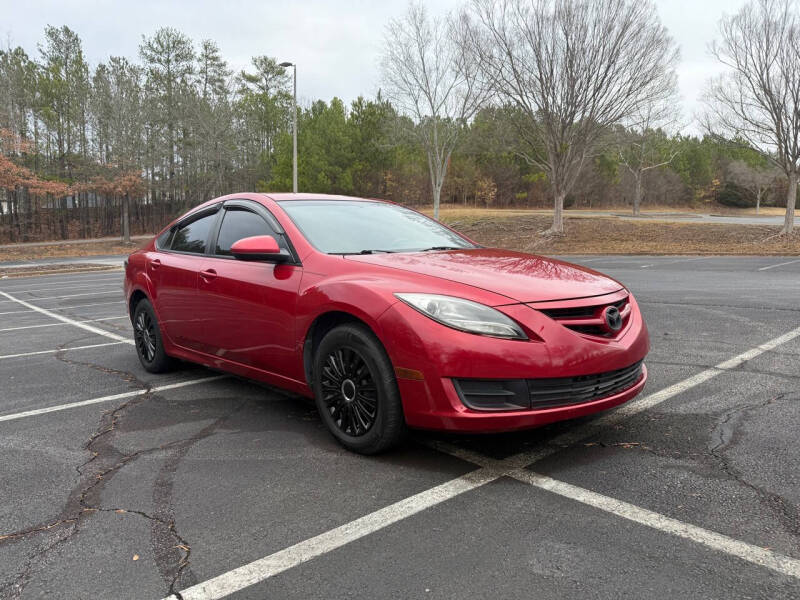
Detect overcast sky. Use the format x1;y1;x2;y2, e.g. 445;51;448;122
2;0;749;134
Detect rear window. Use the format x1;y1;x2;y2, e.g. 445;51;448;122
170;213;216;254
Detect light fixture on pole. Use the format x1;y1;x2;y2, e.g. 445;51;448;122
279;61;297;193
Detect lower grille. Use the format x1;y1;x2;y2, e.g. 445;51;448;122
527;360;643;408
453;361;643;412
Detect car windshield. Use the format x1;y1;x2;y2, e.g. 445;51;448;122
279;200;476;254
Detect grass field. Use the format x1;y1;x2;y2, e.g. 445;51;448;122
1;207;799;262
0;239;145;263
435;209;800;255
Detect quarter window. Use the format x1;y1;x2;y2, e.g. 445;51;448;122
170;213;216;254
156;228;173;249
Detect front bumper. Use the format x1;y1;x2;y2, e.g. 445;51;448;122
376;293;650;432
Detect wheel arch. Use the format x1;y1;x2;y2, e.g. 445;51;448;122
302;310;383;386
128;288;149;324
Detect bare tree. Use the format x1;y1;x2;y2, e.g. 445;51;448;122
465;0;679;234
725;160;779;214
381;2;488;219
617;99;682;216
703;0;800;234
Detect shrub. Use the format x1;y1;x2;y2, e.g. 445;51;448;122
716;182;754;208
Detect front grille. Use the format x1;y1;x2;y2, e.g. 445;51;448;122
453;360;643;412
539;297;630;338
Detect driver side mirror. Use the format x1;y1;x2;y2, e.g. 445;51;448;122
230;235;290;262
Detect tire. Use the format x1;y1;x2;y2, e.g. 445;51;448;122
312;323;407;454
132;298;175;373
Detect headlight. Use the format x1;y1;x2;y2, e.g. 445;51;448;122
394;293;527;340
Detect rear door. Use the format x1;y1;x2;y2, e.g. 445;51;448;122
151;206;220;350
194;200;303;377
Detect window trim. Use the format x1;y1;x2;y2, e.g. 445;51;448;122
162;203;222;256
208;199;301;265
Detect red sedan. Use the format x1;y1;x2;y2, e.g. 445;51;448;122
124;193;649;453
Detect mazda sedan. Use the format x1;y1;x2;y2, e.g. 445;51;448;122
124;193;649;453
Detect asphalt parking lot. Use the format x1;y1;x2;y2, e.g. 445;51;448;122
1;255;799;600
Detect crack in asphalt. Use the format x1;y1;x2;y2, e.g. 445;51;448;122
0;522;78;599
150;401;247;598
707;394;800;540
0;338;240;599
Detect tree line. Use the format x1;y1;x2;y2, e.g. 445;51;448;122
1;0;798;243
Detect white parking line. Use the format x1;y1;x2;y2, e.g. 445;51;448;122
174;469;499;600
433;441;800;579
640;257;705;269
0;300;124;316
0;291;132;344
0;290;122;302
165;325;800;600
757;258;800;271
516;471;800;578
0;308;35;316
0;282;120;294
0;274;121;289
0;316;127;333
427;443;800;579
0;341;127;360
0;376;227;422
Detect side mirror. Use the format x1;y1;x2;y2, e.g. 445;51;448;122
230;235;290;262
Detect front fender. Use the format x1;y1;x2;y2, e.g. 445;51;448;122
297;276;400;344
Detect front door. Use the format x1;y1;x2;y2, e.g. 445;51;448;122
194;205;302;378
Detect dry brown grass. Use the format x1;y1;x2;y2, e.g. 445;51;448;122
440;213;800;255
431;205;789;218
0;240;145;263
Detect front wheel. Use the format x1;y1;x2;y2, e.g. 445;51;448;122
133;298;175;373
313;323;407;454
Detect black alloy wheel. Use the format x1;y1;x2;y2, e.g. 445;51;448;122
134;309;157;363
320;346;378;437
313;323;406;454
132;298;175;373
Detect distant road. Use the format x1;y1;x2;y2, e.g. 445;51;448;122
566;210;786;226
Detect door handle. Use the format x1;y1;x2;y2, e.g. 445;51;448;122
200;268;217;282
149;258;161;270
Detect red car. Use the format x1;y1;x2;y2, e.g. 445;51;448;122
124;193;649;453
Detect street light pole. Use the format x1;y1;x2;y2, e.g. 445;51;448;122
280;61;298;193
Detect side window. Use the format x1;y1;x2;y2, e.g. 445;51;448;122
170;213;216;254
156;228;173;249
215;209;282;256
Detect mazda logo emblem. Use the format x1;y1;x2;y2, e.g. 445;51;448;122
604;306;623;332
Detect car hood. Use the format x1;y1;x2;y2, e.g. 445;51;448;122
345;248;623;304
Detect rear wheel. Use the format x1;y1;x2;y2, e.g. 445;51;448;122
313;323;406;454
133;298;175;373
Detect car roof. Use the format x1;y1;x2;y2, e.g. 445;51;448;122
261;193;385;203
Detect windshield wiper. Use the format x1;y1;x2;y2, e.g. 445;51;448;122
336;249;397;255
418;246;462;252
